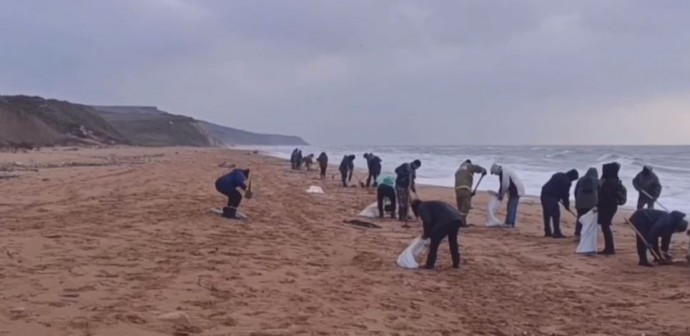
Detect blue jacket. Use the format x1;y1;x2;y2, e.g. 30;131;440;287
216;169;248;192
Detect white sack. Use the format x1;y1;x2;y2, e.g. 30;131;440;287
358;202;379;218
397;237;430;269
306;185;325;194
487;191;503;227
576;209;598;254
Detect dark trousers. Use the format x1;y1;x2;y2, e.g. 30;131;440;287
598;205;618;252
396;186;410;220
637;194;654;210
340;170;348;187
575;207;593;236
635;232;649;264
541;195;562;235
425;220;461;269
216;183;243;218
377;185;396;218
366;170;380;187
319;164;327;179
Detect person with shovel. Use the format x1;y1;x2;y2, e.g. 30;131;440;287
411;199;463;270
633;165;662;210
454;159;487;225
339;155;356;187
490;164;525;228
629;209;688;267
540;169;579;238
395;159;422;221
215;168;251;219
364;153;382;188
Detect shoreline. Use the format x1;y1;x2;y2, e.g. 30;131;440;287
0;146;687;335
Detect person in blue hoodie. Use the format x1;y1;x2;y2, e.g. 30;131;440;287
540;169;579;238
376;175;397;218
215;168;251;219
629;209;687;267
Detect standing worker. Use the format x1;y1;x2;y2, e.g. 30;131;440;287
364;153;382;188
633;166;662;210
490;164;525;228
454;159;487;224
339;155;356;187
411;199;463;270
215;169;251;219
574;167;599;238
540;169;579;238
317;152;328;180
376;175;397;219
395;160;422;221
629;209;687;267
598;162;627;255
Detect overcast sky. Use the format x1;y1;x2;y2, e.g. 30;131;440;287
1;0;690;145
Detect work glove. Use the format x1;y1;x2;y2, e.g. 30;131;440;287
481;169;487;176
562;201;570;212
245;190;253;199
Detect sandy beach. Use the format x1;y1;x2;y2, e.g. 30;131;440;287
1;147;690;336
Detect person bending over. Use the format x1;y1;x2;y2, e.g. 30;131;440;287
339;155;355;187
215;169;251;219
629;209;687;267
540;169;579;238
454;159;486;223
376;175;397;219
395;159;421;221
364;153;382;187
412;199;463;270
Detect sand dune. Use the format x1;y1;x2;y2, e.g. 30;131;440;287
1;147;689;335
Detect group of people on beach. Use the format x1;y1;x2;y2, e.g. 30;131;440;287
215;148;688;270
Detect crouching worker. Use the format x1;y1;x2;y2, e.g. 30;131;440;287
215;169;251;219
411;199;462;270
629;209;688;267
377;175;397;219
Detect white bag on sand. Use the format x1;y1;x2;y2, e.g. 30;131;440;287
576;209;598;254
486;191;503;227
358;202;379;218
306;185;325;194
397;237;430;269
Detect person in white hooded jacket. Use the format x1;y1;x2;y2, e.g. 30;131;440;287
491;163;526;227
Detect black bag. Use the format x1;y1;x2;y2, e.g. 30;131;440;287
616;182;627;206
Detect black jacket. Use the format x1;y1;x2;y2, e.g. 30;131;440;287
395;163;416;190
339;155;355;173
415;201;463;238
367;155;382;175
599;162;626;208
541;169;579;208
630;209;687;253
317;153;328;168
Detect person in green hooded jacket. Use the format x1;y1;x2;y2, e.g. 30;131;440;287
376;175;397;218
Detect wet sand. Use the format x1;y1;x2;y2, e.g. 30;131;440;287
1;147;690;336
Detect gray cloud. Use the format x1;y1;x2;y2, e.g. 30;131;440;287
1;0;689;145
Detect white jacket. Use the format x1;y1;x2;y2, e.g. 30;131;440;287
500;167;526;197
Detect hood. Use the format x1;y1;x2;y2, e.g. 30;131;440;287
348;155;356;161
412;159;422;168
363;153;370;159
566;169;579;181
318;152;327;157
672;210;688;232
490;163;502;175
601;162;621;179
642;165;653;174
584;167;599;179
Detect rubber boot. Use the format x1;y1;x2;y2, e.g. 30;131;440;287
222;206;237;219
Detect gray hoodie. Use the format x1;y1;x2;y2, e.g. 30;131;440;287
575;167;599;209
633;166;662;199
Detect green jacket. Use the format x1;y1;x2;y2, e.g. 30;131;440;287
455;162;486;190
377;175;396;188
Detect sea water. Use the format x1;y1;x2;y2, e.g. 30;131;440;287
248;145;690;214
